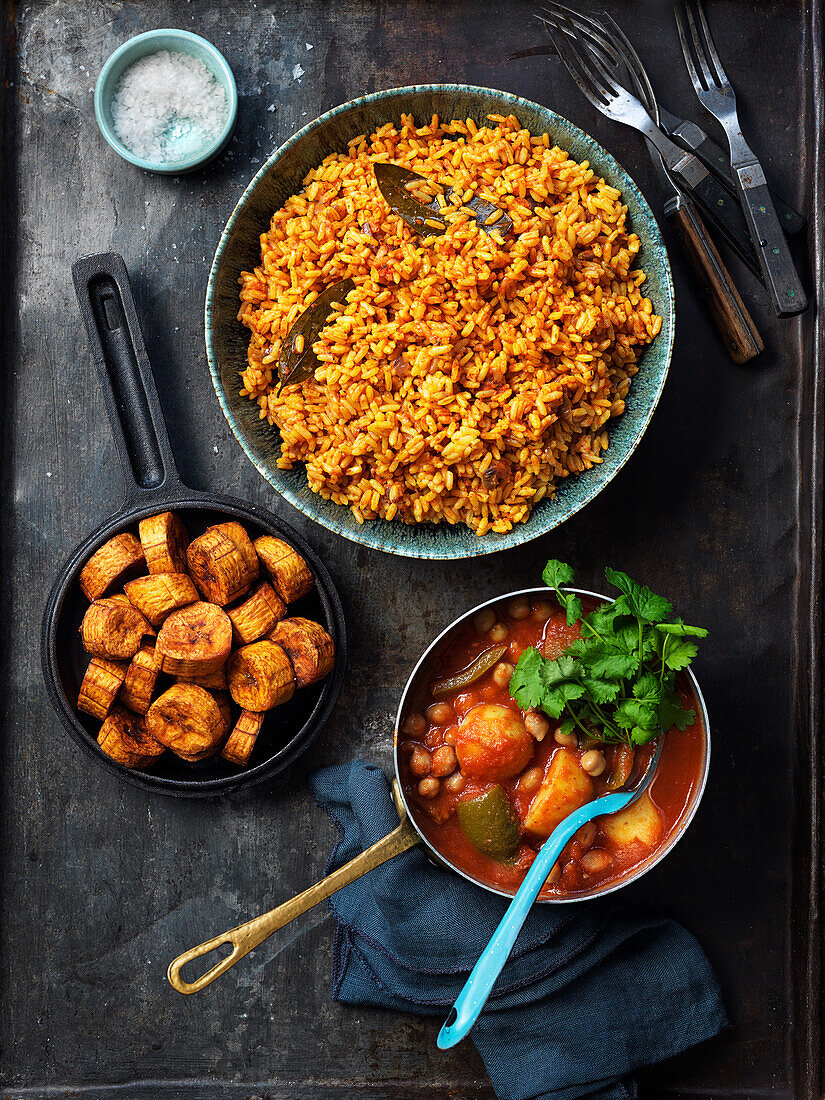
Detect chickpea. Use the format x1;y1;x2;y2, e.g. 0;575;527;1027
474;607;496;633
427;701;453;725
576;821;597;848
525;711;550;741
532;600;553;621
417;776;441;799
581;849;612;875
546;861;562;885
401;712;427;737
431;745;457;777
580;749;606;777
518;766;543;793
492;661;515;688
399;740;415;755
443;729;456;746
409;747;432;777
554;727;578;748
445;771;465;793
507;596;530;620
490;622;508;642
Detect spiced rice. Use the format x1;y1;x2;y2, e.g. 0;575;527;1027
238;113;661;537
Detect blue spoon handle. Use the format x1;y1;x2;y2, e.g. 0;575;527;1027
437;790;632;1050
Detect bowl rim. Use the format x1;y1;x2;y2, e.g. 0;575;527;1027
94;28;238;174
205;83;675;558
392;586;711;903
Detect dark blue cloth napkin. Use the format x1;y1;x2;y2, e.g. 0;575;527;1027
309;760;727;1100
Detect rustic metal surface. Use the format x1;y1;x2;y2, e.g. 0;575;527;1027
0;1;821;1097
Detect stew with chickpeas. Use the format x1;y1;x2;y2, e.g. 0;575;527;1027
398;571;707;900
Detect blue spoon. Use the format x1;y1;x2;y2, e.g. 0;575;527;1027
437;738;665;1049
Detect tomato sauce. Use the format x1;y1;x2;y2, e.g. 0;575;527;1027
398;594;706;900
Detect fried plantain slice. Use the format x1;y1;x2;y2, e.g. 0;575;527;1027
156;602;232;676
80;598;154;661
227;640;295;711
97;705;165;769
146;683;230;761
123;572;199;627
253;536;314;603
138;511;189;574
221;710;265;767
186;523;259;606
227;581;286;645
269;616;335;688
79;533;145;600
120;643;162;715
77;656;128;720
174;666;228;691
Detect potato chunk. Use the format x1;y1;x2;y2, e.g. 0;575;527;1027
454;703;534;782
523;749;593;837
601;793;663;849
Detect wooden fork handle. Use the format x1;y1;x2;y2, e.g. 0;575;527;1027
668;198;763;364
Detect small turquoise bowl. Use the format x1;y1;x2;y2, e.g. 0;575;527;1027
206;85;674;559
94;29;238;174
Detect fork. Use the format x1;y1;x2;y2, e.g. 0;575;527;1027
538;9;761;282
536;6;803;239
538;3;762;363
675;0;807;317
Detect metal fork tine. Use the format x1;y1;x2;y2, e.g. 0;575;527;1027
537;9;619;81
563;10;620;96
684;1;716;89
674;3;705;95
692;0;729;87
540;13;610;109
541;3;653;115
602;13;656;112
555;9;617;98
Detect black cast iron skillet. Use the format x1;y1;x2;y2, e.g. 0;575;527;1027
41;252;346;797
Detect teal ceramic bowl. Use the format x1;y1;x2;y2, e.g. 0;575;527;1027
95;29;238;174
206;85;674;559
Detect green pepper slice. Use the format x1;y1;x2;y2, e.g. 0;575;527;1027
606;745;635;790
431;645;508;700
456;784;520;860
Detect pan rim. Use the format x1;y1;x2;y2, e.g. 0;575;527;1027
393;586;710;903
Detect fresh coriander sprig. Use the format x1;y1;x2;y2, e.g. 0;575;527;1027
510;561;708;747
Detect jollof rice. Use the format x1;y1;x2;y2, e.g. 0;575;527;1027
238;113;661;536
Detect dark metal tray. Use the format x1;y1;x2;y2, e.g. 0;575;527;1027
0;1;821;1096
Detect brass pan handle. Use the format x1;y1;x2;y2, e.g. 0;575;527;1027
167;789;420;995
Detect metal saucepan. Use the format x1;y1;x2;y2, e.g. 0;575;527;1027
167;586;709;993
41;252;346;797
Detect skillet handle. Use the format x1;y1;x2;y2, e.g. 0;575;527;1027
71;252;186;505
167;816;421;995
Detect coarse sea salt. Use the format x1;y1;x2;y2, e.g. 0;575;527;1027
111;49;228;164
